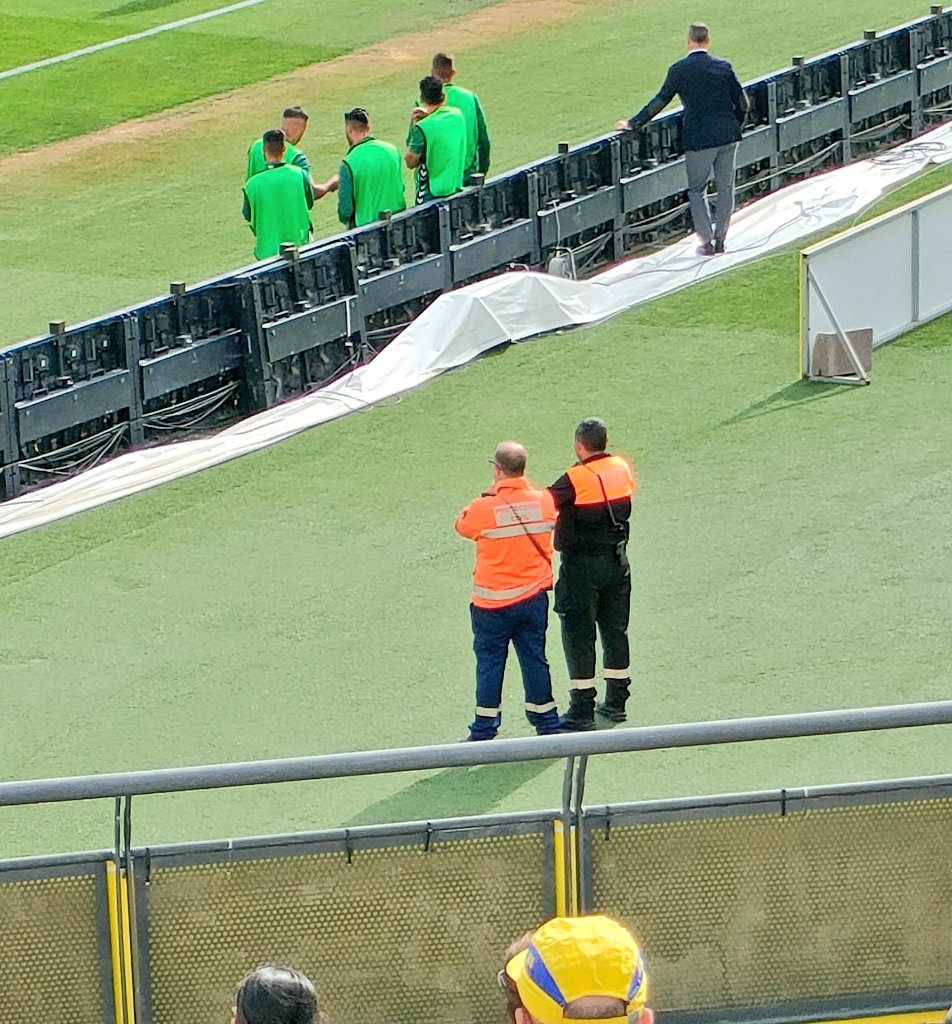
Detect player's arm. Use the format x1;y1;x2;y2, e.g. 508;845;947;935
405;122;425;169
548;473;577;510
312;174;340;200
242;189;254;230
615;67;678;131
337;162;355;227
474;96;491;175
301;174;314;210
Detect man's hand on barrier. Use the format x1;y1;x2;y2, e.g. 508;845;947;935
614;119;632;131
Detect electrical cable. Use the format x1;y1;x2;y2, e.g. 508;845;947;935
19;423;128;477
143;381;239;431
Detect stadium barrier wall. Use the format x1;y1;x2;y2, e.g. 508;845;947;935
0;851;119;1024
800;180;952;381
2;9;952;499
582;777;952;1024
1;703;952;1024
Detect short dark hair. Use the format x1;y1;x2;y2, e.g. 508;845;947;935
344;107;369;127
282;105;308;121
575;417;608;452
432;51;454;77
262;128;285;156
419;75;444;106
688;22;709;44
235;965;319;1024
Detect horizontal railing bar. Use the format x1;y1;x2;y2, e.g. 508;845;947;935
0;701;950;807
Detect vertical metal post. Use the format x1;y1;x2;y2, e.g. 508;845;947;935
610;137;625;263
910;207;921;324
125;314;145;446
560;756;576;915
527;170;542;267
0;356;19;500
840;54;854;163
572;755;589;914
767;81;781;192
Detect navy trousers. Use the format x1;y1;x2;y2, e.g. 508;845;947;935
469;591;560;739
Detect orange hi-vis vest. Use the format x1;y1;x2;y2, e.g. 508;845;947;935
565;455;635;507
455;476;557;610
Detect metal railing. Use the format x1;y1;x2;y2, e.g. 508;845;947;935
2;701;951;1024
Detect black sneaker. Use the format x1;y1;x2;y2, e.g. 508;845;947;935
713;239;726;254
696;242;715;257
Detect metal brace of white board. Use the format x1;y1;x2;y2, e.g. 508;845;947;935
806;265;871;385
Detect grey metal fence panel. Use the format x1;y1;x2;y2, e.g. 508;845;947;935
131;814;556;1024
0;851;117;1024
581;777;952;1024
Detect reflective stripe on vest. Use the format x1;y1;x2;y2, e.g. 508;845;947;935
472;577;551;602
565;456;634;506
480;521;555;539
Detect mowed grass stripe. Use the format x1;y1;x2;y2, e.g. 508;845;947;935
0;0;254;68
0;165;950;857
0;0;933;344
0;0;274;81
0;0;507;154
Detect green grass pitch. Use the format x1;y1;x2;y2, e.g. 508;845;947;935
0;0;950;859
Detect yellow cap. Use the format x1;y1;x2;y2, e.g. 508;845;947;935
505;916;648;1024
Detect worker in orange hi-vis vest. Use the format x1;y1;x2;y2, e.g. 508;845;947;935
548;418;637;731
455;441;562;740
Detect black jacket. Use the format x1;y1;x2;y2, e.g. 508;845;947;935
628;50;749;151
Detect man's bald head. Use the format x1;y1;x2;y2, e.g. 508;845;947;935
494;442;528;476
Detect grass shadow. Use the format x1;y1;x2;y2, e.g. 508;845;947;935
720;379;852;426
105;0;179;15
344;758;557;827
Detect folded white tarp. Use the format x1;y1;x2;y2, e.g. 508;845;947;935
3;123;952;540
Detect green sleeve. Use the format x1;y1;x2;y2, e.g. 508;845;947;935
474;96;491;174
242;189;252;227
407;123;425;153
337;161;355;227
291;149;312;174
302;173;314;210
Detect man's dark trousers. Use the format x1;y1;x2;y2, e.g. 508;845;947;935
469;591;560;739
554;552;631;685
685;142;738;246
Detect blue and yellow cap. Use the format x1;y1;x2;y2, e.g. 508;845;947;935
505;916;648;1024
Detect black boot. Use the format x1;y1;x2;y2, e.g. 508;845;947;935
559;687;596;732
596;679;630;723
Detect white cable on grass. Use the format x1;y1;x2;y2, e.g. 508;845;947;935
0;0;273;81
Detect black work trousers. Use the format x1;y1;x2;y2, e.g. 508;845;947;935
553;551;631;685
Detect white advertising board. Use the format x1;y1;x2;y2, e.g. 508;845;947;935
801;181;952;381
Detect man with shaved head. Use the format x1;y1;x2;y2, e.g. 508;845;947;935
455;442;561;740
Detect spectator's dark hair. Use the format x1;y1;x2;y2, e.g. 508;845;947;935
419;75;445;106
262;129;286;156
282;105;309;121
500;933;532;1024
344;107;370;127
235;965;319;1024
575;417;608;452
432;52;455;77
688;22;709;44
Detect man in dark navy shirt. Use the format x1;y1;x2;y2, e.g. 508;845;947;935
616;23;749;255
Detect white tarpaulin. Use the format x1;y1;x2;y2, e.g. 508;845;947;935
3;123;952;540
